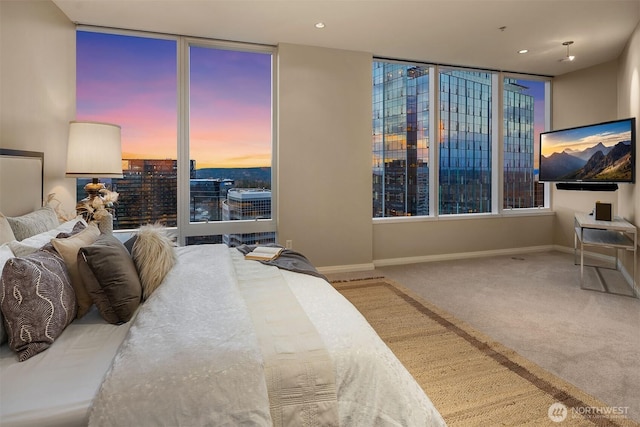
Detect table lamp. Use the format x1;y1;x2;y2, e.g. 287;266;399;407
65;121;123;205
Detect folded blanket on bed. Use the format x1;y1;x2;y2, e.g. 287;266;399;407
236;244;327;280
231;249;339;426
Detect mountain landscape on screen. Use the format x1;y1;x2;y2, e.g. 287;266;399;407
541;140;632;181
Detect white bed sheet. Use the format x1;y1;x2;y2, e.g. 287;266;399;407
0;307;134;427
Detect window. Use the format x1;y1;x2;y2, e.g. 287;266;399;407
76;30;275;245
186;43;274;245
373;62;430;217
439;68;492;215
372;60;549;218
76;31;177;229
502;77;547;209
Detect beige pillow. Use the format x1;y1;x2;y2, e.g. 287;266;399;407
130;223;176;300
0;213;16;245
51;223;100;318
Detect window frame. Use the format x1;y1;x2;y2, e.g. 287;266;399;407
372;58;551;223
177;37;277;246
76;27;278;245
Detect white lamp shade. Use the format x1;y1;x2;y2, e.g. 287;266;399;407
66;121;123;178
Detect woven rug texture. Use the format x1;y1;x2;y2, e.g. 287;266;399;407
332;278;639;427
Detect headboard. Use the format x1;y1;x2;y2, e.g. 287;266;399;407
0;148;44;216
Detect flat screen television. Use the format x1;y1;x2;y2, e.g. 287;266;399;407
539;117;636;185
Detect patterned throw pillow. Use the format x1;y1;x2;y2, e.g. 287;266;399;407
0;249;77;361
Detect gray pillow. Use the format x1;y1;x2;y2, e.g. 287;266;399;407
77;234;142;324
0;248;77;361
6;207;59;241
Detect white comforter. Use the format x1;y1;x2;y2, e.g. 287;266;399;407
89;244;446;426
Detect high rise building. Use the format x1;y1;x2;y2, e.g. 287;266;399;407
222;188;274;246
190;178;234;222
373;62;537;216
373;63;430;217
111;159;184;229
503;79;540;209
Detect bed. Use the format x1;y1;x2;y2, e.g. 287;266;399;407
0;149;446;426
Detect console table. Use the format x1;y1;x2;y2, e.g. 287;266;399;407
574;213;637;298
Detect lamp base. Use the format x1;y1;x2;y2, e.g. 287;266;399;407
84;179;106;198
76;178;106;220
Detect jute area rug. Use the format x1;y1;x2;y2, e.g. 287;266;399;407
331;277;639;427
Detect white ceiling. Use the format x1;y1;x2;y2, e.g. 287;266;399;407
53;0;640;77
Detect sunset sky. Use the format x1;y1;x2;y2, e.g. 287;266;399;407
77;31;272;169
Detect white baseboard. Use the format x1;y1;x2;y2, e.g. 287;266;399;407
317;262;376;275
373;245;555;268
321;246;636;295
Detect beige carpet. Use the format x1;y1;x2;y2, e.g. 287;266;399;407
332;277;639;427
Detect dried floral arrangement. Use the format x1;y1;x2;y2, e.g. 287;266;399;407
77;188;119;223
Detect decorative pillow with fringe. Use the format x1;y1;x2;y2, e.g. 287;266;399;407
130;223;176;300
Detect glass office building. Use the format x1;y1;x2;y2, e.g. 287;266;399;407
373;63;430;217
373;61;537;216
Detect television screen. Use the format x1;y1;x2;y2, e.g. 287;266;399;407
539;117;636;183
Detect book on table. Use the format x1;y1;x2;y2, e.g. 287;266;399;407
244;246;284;261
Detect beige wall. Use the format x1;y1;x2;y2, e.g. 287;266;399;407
277;43;373;269
373;214;554;265
617;20;640;224
550;61;620;249
617;20;640;279
0;0;76;213
551;21;639;282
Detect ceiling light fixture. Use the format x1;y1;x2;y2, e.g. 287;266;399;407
560;41;575;62
315;22;325;29
518;49;529;54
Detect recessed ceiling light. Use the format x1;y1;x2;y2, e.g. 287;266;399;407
315;22;325;29
518;49;529;54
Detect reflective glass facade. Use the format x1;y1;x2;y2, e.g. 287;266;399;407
439;69;492;214
373;62;430;217
373;60;545;218
503;78;545;209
